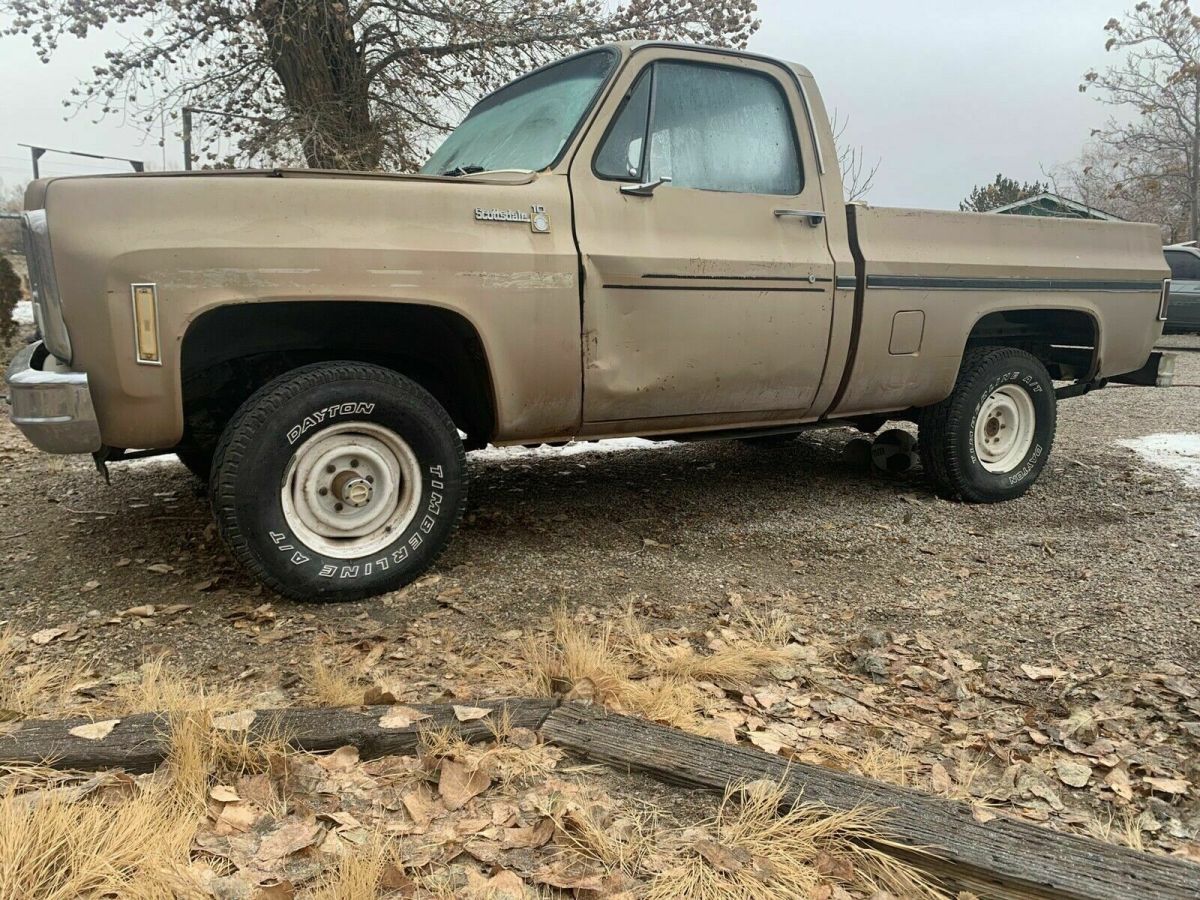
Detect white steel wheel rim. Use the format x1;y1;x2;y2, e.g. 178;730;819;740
974;384;1036;473
281;422;421;559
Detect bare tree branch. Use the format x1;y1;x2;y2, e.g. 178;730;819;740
829;110;879;202
0;0;760;171
1081;0;1200;241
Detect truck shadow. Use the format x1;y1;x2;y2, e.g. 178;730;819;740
459;431;923;548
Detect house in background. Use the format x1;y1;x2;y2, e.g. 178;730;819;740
987;192;1125;221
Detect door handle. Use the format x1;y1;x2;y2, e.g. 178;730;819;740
775;209;825;227
620;176;672;197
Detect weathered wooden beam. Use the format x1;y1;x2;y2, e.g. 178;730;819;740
542;703;1200;900
0;698;558;774
7;698;1197;900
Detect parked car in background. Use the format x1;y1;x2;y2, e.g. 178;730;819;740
1163;243;1200;333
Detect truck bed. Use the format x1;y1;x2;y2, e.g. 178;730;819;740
831;205;1168;417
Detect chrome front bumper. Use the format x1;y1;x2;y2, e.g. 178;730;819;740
4;341;101;453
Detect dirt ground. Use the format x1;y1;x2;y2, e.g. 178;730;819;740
2;327;1200;884
2;336;1197;681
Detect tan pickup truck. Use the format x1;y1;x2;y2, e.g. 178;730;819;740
6;41;1176;602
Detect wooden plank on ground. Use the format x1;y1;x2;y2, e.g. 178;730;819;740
0;698;557;773
542;703;1200;900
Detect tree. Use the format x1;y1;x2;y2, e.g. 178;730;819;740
0;254;22;346
959;174;1049;212
1081;0;1200;242
1;0;759;172
1046;141;1188;240
0;183;24;253
831;111;880;202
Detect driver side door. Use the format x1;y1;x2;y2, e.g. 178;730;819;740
570;50;837;429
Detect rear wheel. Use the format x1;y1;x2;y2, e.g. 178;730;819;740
211;362;466;602
918;347;1056;502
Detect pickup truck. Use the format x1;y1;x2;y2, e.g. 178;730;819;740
6;41;1176;602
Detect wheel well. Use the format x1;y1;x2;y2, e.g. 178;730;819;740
180;301;496;453
966;308;1099;380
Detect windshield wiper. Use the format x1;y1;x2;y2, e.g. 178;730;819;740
440;165;486;177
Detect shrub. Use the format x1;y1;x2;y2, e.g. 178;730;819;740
0;254;21;345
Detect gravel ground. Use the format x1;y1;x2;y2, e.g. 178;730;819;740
1;335;1198;687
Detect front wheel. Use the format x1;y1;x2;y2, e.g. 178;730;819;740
210;362;466;602
918;347;1056;503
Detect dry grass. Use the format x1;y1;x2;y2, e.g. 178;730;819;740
0;710;229;900
929;752;995;805
0;627;85;719
0;783;204;899
165;710;292;807
107;654;248;717
524;609;805;732
308;649;370;706
554;798;659;878
0;696;291;898
308;839;407;899
807;741;918;788
419;710;560;788
646;781;946;900
627;608;802;683
1086;809;1150;851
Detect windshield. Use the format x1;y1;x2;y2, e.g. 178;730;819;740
421;50;618;176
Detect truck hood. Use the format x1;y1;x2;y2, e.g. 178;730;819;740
24;167;537;209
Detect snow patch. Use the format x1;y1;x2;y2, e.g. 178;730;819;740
120;455;185;470
470;438;674;462
12;301;34;326
1117;433;1200;489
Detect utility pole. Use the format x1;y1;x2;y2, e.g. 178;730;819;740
19;144;144;179
182;107;193;171
181;106;275;170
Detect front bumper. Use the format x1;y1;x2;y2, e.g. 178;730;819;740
4;341;101;453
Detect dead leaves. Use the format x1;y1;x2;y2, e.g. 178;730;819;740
1055;759;1093;789
211;709;256;733
378;706;430;730
256;819;321;861
439;759;491;810
453;705;493;723
68;719;119;741
1144;776;1190;797
29;627;67;646
1021;663;1069;682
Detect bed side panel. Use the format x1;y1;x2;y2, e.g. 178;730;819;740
829;206;1167;417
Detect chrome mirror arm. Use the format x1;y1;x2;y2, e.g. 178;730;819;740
620;176;672;197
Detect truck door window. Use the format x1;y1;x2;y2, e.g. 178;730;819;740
594;60;803;196
651;61;801;195
594;69;653;180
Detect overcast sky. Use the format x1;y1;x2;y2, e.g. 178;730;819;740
0;0;1126;209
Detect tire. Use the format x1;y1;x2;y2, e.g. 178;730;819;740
210;362;466;602
918;347;1056;503
176;447;214;481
